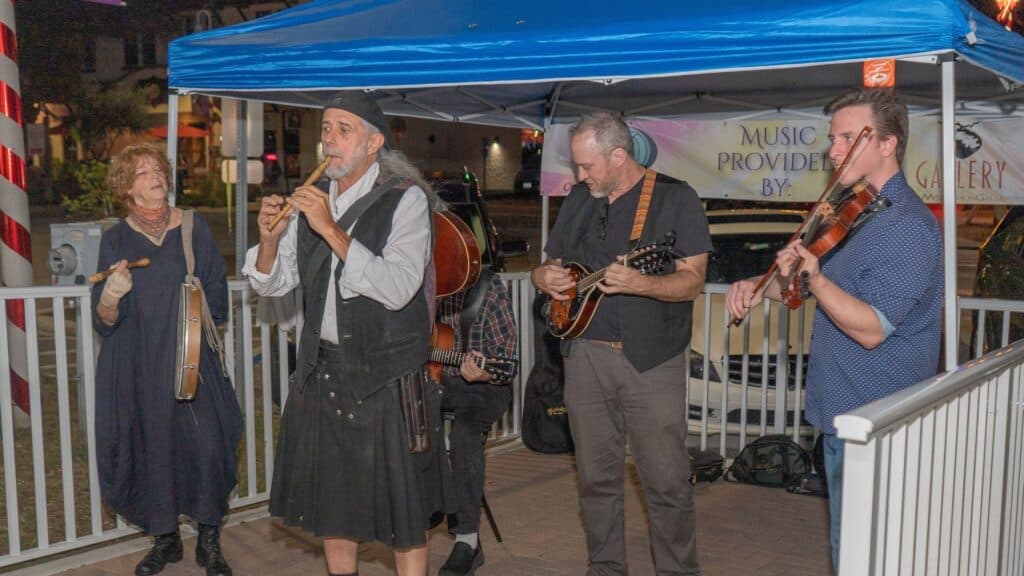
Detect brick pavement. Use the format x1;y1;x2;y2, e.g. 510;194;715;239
47;446;830;576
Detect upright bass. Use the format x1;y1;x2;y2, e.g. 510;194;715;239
401;207;483;453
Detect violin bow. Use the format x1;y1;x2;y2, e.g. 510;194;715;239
730;126;874;326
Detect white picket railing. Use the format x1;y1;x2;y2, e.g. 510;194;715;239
832;296;1024;575
0;275;535;570
688;283;815;454
0;275;1019;571
836;339;1024;576
958;296;1024;360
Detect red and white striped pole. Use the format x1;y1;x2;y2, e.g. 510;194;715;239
0;0;31;419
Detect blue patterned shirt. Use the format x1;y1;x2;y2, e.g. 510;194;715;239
805;172;943;434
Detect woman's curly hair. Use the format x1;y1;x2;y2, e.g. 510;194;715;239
107;144;172;207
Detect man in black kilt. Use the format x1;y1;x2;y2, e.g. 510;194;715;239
244;93;450;576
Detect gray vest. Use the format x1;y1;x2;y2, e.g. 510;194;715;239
557;177;696;372
294;182;430;400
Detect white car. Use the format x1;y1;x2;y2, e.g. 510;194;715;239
686;209;816;440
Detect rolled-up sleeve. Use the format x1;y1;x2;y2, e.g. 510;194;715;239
241;215;301;297
339;186;431;310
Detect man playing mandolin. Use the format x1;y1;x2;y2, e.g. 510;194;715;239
243;92;451;576
726;88;943;574
531;112;711;575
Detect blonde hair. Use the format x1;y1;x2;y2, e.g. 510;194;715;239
108;144;172;207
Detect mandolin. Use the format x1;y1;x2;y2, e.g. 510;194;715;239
543;233;677;339
428;323;517;385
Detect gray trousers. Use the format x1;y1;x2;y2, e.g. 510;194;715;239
564;340;700;576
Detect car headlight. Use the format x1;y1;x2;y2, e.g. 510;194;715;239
688;350;721;382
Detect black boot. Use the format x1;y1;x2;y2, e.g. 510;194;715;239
134;532;183;576
196;524;233;576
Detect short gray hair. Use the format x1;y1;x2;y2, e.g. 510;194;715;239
569;112;634;158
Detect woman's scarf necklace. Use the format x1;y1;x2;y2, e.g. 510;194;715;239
129;202;171;243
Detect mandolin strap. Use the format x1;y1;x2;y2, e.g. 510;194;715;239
629;168;657;243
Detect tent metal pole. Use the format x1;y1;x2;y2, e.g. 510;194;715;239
236;100;249;278
941;58;957;371
540;84;563;262
541;195;550;262
167;95;180;207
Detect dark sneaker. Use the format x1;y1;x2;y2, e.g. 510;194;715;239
438;541;484;576
135;532;183;576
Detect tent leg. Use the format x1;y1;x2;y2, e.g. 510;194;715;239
541;195;550;262
941;58;958;371
168;95;180;207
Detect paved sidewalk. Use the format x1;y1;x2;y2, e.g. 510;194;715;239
47;445;830;576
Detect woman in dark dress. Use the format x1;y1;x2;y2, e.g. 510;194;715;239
92;144;243;576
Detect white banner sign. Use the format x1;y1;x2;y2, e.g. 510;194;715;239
540;115;1024;204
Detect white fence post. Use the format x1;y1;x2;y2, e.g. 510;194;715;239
837;340;1024;576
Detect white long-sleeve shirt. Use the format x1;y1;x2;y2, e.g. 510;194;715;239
242;162;431;344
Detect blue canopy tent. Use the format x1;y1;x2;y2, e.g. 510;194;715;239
168;0;1024;375
169;0;1023;123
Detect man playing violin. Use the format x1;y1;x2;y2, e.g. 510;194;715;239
726;88;943;574
532;112;711;576
243;92;451;576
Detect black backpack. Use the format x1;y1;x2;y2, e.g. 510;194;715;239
726;434;811;488
521;296;575;454
689;450;725;484
787;433;829;497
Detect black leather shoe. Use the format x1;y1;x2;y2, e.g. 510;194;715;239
438;542;484;576
134;532;183;576
196;524;233;576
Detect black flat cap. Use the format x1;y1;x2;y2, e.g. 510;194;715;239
324;91;393;148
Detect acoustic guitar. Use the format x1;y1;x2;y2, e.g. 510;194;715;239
428;323;517;385
543;233;678;339
434;210;481;298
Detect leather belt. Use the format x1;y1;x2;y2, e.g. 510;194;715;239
587;339;623;350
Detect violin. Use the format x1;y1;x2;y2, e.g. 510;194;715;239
731;126;891;325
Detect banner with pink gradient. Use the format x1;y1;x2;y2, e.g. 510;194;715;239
541;116;1024;205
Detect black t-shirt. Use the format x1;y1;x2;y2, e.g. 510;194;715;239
546;173;712;343
568;181;641;341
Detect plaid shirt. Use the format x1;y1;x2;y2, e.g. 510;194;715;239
436;274;518;382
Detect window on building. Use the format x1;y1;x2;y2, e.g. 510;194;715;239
123;36;139;69
142;40;156;67
123;34;157;69
82;39;96;73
